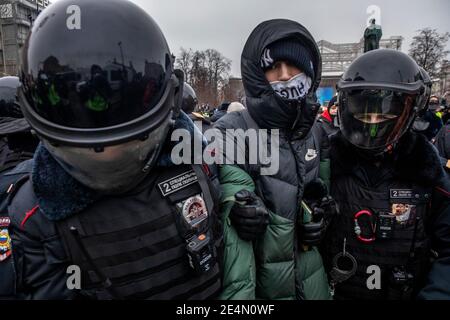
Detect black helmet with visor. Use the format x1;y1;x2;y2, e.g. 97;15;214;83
337;49;428;153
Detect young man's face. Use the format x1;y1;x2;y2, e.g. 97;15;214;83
264;60;302;83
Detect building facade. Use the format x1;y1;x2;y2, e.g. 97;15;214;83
0;0;49;76
222;36;404;108
317;36;403;106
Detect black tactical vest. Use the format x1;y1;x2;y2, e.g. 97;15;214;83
56;164;222;300
327;176;433;300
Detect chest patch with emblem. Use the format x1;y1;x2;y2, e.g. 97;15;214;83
0;217;11;262
158;170;198;196
390;203;416;225
178;195;208;228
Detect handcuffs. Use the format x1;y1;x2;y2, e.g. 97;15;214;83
329;238;358;296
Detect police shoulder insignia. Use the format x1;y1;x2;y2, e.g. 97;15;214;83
0;217;12;262
180;195;208;228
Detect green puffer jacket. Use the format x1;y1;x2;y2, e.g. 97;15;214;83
218;164;331;300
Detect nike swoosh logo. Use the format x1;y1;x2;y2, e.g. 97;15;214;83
305;149;318;161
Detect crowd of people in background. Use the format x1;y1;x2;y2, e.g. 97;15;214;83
192;93;450;165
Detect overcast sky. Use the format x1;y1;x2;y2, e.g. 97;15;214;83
53;0;450;77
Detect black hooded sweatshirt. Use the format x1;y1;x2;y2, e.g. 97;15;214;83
241;19;322;136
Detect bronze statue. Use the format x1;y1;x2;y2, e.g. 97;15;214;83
364;19;382;52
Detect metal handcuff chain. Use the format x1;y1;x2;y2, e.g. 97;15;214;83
330;238;358;295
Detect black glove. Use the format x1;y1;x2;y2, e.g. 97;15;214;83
230;190;270;241
299;179;339;246
299;214;327;246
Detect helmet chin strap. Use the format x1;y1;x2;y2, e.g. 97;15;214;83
141;115;172;173
142;142;164;173
359;141;396;161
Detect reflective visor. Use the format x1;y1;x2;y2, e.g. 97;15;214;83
339;89;418;150
22;60;169;129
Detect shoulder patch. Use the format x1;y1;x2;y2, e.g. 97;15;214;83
0;217;11;262
0;217;10;227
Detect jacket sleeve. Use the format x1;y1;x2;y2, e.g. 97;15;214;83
8;182;75;300
217;164;257;300
9;218;75;300
418;181;450;300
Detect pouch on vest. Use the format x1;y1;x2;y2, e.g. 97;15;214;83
163;165;219;276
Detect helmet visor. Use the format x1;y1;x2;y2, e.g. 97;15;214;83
21;60;170;129
42;118;169;194
339;89;417;150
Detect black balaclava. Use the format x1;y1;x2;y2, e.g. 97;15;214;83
241;19;321;136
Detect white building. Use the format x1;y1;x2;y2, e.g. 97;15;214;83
317;36;403;105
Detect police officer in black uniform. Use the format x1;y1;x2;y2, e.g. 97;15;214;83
0;76;37;178
2;0;222;300
434;120;450;171
324;49;450;300
1;77;38;298
182;82;211;133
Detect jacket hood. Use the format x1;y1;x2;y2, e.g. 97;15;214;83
241;19;322;131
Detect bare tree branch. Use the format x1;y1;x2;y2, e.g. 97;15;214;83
409;28;450;79
175;47;231;106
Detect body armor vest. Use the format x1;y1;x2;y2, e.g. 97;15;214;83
327;176;433;300
57;164;222;300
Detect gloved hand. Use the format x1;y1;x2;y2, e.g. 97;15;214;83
230;190;270;241
299;179;339;246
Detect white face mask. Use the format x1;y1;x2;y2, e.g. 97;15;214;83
270;73;312;101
